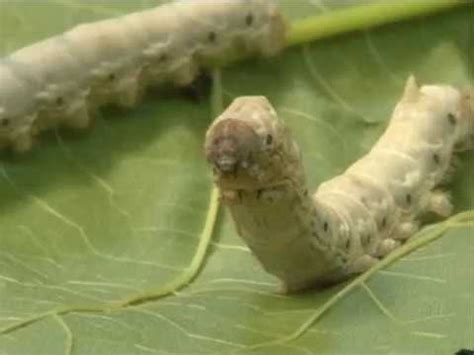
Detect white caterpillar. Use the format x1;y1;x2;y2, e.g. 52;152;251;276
204;77;474;292
0;0;286;152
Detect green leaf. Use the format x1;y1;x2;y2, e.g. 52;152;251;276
0;1;472;354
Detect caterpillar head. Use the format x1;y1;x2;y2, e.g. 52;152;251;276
205;96;299;190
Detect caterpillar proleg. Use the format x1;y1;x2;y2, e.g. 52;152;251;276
0;0;286;153
205;77;473;292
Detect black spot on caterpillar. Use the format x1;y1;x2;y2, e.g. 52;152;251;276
265;133;273;145
448;112;457;125
0;0;287;153
323;221;329;232
207;31;217;43
205;77;473;292
246;13;254;26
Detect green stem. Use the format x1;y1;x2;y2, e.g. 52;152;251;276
287;0;467;47
113;187;220;307
111;70;223;308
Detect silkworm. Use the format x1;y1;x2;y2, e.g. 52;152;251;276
205;77;473;292
0;0;286;153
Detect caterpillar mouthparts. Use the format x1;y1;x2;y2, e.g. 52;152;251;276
205;118;260;175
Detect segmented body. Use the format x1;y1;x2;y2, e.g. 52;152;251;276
205;78;473;292
0;0;286;152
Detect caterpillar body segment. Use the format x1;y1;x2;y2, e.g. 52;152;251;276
63;19;148;109
7;36;92;134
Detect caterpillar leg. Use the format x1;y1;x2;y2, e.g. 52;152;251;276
172;60;200;87
278;281;303;294
279;277;325;294
375;238;400;258
427;190;453;218
65;106;91;129
393;221;419;241
117;86;140;109
439;156;461;185
349;254;379;273
116;71;142;109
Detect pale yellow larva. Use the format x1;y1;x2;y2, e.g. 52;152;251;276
0;0;287;153
205;77;473;292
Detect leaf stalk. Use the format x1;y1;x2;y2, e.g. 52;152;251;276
287;0;467;47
